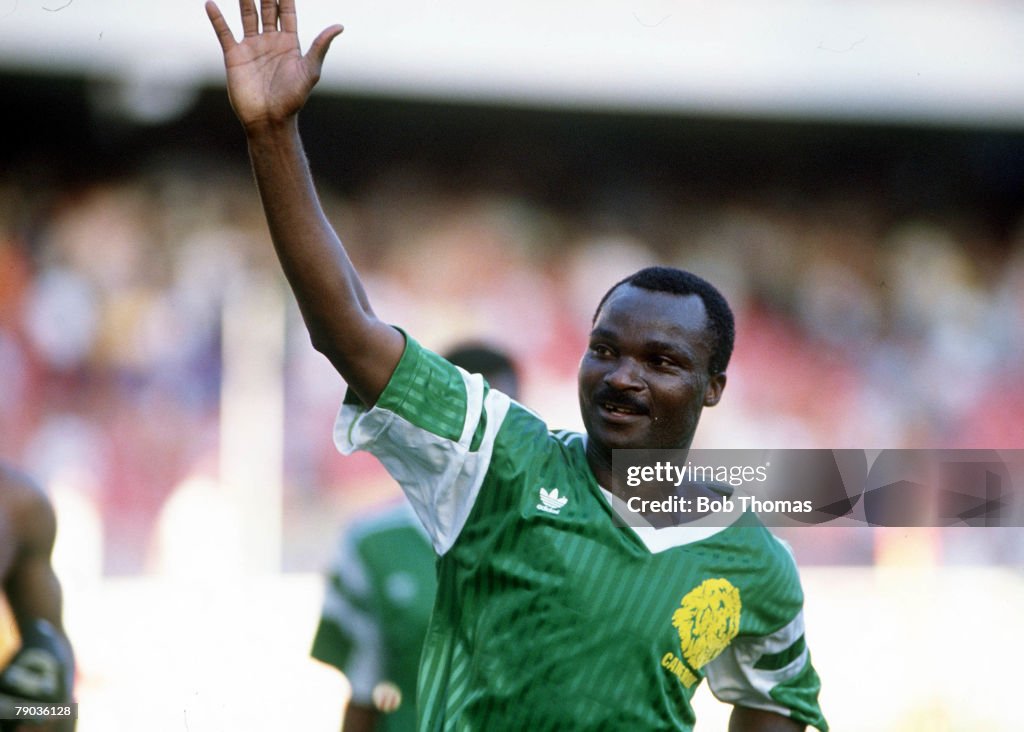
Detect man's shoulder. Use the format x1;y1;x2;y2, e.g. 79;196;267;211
496;404;584;446
0;464;52;521
712;513;799;560
492;413;589;471
710;519;807;607
550;428;586;447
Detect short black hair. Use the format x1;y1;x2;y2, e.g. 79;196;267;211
444;342;517;383
592;266;735;376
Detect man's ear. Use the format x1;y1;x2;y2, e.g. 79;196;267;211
704;373;726;407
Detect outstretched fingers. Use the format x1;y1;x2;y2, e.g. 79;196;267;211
207;0;345;82
239;0;259;37
260;0;279;32
278;0;298;34
205;1;238;52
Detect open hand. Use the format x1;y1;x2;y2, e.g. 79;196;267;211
206;0;343;130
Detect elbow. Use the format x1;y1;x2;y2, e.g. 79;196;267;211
307;329;352;379
308;330;340;361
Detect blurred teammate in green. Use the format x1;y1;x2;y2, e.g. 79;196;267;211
311;344;519;732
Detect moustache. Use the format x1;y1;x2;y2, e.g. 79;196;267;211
592;387;649;415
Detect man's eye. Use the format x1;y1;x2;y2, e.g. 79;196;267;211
591;344;613;357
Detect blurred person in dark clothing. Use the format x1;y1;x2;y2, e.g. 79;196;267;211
0;463;75;731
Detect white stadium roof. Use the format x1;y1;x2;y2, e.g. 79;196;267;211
2;0;1024;126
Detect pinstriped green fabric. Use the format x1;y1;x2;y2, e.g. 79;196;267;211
348;340;827;731
414;419;825;730
375;337;469;443
771;660;826;727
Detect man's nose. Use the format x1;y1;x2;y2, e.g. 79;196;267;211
604;358;643;390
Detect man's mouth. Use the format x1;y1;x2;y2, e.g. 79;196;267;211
595;396;649;422
601;402;643;415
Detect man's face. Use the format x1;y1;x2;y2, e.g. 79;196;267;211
578;285;726;462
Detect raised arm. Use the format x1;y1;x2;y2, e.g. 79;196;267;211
206;0;404;404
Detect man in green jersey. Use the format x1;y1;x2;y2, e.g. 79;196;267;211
207;1;827;729
312;344;520;732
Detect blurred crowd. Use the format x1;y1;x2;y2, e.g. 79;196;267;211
1;150;1022;573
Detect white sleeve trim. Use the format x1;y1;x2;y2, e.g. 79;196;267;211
334;370;512;556
704;609;808;716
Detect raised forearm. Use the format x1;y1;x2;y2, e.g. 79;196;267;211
246;119;368;329
245;119;403;402
208;0;402;403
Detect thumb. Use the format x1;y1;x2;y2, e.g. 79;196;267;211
306;24;344;69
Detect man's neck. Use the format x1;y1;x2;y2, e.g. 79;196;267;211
584;438;696;503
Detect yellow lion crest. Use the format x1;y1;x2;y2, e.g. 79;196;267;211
671;578;741;670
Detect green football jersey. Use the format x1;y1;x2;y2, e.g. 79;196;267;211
311;501;437;732
335;335;827;731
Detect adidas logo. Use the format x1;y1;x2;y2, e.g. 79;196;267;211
537;487;569;515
